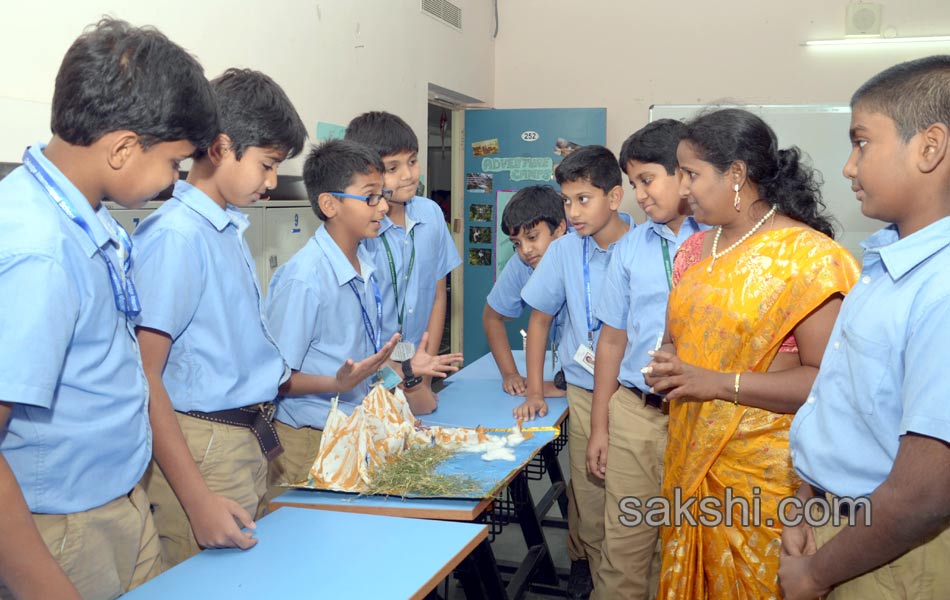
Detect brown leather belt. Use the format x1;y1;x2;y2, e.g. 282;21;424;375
184;402;283;461
623;385;669;415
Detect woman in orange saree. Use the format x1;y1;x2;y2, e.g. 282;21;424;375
645;109;860;599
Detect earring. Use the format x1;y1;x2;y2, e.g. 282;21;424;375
733;183;741;212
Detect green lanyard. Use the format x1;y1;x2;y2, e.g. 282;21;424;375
660;237;673;291
381;227;416;331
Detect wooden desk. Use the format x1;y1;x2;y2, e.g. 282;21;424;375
271;489;491;522
123;507;487;600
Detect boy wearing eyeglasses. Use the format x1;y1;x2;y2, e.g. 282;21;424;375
345;112;462;406
132;69;307;567
263;139;462;496
0;19;216;599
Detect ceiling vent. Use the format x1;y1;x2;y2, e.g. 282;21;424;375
422;0;462;31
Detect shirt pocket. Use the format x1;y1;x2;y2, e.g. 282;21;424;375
841;325;891;415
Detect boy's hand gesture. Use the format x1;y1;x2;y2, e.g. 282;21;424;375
501;372;528;395
187;492;258;551
514;393;547;421
408;332;463;378
335;334;400;393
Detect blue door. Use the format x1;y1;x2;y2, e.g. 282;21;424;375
462;108;606;362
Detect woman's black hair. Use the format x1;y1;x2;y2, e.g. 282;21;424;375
684;108;836;238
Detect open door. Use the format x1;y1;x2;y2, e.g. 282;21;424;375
461;108;606;362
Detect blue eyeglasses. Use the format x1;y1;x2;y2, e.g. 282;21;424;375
328;189;393;206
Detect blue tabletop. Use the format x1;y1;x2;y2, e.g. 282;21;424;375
447;350;557;382
124;507;486;600
423;377;567;429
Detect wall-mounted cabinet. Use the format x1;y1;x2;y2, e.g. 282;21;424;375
105;199;319;293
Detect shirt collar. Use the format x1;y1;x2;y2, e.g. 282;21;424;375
226;206;250;236
379;198;423;236
648;215;701;241
315;225;377;287
95;206;123;248
864;218;950;280
28;144;111;258
586;211;634;256
175;180;231;232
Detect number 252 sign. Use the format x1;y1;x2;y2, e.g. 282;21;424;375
520;131;539;142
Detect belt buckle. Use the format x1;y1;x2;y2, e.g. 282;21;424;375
259;402;276;423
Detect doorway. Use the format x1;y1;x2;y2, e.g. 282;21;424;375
426;101;457;356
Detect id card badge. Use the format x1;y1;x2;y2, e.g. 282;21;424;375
573;344;596;376
376;365;403;390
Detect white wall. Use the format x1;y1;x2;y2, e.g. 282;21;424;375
492;0;950;214
0;0;495;177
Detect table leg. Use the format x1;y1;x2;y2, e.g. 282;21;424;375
538;443;569;521
509;472;559;589
456;538;507;600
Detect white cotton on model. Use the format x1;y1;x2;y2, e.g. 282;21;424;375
481;447;516;461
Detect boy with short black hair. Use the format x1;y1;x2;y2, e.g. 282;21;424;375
483;184;568;396
0;18;216;599
133;68;307;567
588;120;706;600
517;145;634;598
780;55;950;600
345;111;461;402
264;139;462;494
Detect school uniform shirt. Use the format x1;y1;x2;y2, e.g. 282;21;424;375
361;196;460;347
594;217;707;391
0;143;151;514
790;218;950;498
487;253;564;345
487;254;535;319
266;225;382;429
133;181;288;413
521;213;634;390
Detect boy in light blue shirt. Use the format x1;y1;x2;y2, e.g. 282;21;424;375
483;184;568;396
589;120;706;600
346;112;462;403
0;19;216;599
782;56;950;600
517;145;633;598
133;69;307;567
265;139;462;493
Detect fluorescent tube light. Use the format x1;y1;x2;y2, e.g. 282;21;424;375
803;35;950;46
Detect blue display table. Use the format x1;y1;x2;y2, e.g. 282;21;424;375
124;507;486;600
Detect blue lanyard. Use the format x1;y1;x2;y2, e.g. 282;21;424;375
22;148;141;320
582;237;602;349
348;274;382;353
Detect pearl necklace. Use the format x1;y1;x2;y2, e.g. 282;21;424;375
707;206;777;273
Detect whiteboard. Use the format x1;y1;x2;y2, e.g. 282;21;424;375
649;104;882;260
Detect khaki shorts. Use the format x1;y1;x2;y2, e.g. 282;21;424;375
594;385;668;600
263;419;324;509
817;508;950;599
0;484;161;600
566;384;607;570
143;412;268;568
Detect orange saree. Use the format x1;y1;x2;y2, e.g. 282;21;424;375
657;228;859;599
